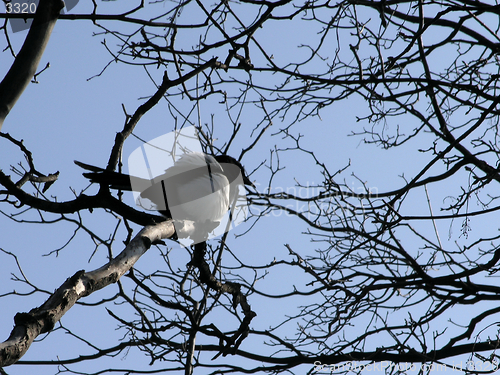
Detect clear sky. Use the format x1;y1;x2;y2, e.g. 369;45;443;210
1;1;497;374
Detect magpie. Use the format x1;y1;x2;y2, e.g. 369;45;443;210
76;153;253;233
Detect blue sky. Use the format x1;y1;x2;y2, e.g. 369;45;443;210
1;2;499;374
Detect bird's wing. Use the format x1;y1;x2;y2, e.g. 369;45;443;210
140;153;231;221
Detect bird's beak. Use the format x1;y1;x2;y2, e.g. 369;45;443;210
242;174;255;188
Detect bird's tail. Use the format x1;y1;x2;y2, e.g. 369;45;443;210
75;160;134;191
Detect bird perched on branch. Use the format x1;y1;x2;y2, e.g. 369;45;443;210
76;153;253;241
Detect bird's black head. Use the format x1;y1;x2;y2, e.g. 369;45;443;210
214;154;254;187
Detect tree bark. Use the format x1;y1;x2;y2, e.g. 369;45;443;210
0;0;64;130
0;221;175;367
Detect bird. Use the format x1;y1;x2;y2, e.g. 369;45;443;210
76;153;253;241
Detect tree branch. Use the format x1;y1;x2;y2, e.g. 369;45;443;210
0;221;175;367
0;0;64;130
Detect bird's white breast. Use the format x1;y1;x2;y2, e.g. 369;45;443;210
171;173;230;222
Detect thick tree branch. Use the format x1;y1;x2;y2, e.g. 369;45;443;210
189;242;256;360
0;221;175;367
0;0;64;130
0;170;165;226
